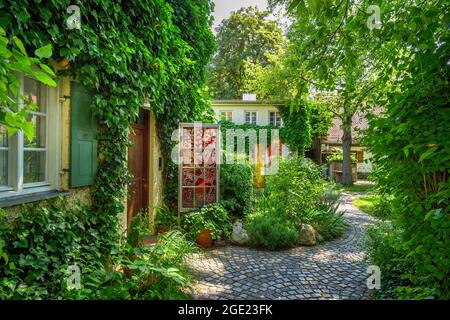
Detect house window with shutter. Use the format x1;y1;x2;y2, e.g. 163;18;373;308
0;75;60;199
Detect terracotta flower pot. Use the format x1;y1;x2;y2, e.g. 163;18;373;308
196;229;213;248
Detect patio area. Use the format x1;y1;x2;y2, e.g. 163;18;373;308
188;193;377;300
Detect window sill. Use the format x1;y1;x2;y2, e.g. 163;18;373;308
0;190;70;208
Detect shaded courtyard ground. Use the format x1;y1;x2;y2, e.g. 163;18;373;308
187;189;377;300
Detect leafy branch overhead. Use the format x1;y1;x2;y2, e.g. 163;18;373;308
0;27;56;140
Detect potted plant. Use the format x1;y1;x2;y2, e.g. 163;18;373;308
182;204;231;248
326;152;358;183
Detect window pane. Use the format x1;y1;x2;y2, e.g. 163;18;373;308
182;188;194;208
269;112;274;125
24;114;46;148
252;112;257;124
24;77;46;112
0;149;7;186
24;150;46;183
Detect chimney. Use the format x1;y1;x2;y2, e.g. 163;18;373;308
242;93;257;101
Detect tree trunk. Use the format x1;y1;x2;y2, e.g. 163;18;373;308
341;115;353;186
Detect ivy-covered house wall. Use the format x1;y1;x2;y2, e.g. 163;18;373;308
0;0;215;240
0;71;165;234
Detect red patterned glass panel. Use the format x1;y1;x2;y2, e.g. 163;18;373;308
194;149;204;166
205;187;216;205
203;128;217;148
180;125;219;211
182;149;193;167
182;188;194;208
182;169;195;186
195;188;205;206
182;128;193;149
205;168;216;187
204;149;216;167
194;168;205;186
194;127;204;148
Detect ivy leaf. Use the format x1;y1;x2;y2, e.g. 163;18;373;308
13;36;27;55
39;63;56;77
33;70;56;87
34;44;52;59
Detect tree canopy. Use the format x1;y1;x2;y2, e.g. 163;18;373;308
207;6;284;99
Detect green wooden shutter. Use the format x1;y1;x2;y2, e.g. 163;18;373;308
70;82;97;187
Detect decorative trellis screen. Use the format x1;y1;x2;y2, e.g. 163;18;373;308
178;123;220;212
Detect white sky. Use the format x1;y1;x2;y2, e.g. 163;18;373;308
211;0;269;30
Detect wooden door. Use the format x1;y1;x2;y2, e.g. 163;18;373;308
127;110;149;228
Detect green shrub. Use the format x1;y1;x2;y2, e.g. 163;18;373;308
0;199;195;300
65;230;196;300
364;37;450;298
220;163;254;217
246;158;347;249
128;209;153;248
181;204;232;241
327;152;357;164
311;193;348;242
0;200;107;299
363;221;430;299
245;211;299;250
265;157;324;226
154;205;177;228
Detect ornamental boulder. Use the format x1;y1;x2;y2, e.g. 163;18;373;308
231;220;250;245
298;223;317;246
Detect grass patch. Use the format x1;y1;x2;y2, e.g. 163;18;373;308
333;183;374;193
353;195;379;214
353;194;392;219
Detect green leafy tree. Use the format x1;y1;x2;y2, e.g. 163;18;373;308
271;0;450;298
277;0;376;185
362;1;450;298
0;27;55;140
207;6;285;99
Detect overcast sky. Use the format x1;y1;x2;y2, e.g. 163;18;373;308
211;0;269;30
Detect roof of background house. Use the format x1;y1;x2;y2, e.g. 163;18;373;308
324;108;382;145
211;100;284;106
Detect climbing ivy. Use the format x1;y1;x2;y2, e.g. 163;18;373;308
1;1;215;254
278;99;312;156
219;99;313;158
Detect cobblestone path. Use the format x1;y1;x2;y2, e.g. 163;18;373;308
187;193;377;300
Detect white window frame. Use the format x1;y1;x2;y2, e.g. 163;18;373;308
269;111;282;127
219;111;233;122
0;74;60;199
245;111;258;125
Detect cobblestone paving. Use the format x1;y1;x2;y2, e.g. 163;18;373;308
187;193;377;300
